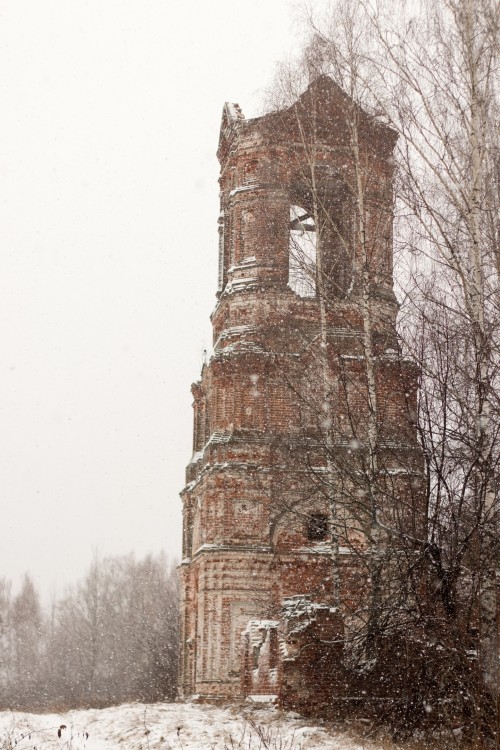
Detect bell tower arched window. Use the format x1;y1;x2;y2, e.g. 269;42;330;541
288;205;317;297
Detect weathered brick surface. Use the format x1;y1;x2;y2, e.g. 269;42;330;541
178;78;424;701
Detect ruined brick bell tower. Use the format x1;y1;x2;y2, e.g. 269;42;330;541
179;77;423;700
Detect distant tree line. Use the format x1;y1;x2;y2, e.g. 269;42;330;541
0;553;178;711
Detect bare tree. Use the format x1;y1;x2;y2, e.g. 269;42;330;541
50;552;179;707
361;0;500;716
262;0;499;739
9;575;44;709
0;579;12;707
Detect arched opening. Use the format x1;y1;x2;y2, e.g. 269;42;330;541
288;204;317;297
289;169;355;301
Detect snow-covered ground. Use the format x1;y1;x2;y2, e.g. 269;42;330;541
0;701;376;749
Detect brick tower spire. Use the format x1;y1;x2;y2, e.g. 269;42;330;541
178;77;423;700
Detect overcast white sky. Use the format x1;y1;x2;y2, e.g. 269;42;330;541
0;0;320;597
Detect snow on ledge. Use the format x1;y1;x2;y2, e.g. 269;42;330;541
189;450;204;464
244;619;279;636
246;694;278;703
229;184;262;197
